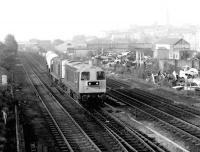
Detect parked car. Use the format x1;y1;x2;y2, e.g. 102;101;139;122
184;82;200;91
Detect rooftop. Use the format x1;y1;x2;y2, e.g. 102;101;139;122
157;38;182;45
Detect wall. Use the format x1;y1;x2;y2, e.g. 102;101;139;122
155;44;170;50
177;60;192;68
172;51;179;60
156;49;169;59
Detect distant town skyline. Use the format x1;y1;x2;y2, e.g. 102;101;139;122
0;0;200;41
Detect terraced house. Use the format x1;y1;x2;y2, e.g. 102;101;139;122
154;38;192;60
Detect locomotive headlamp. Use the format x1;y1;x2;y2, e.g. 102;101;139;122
88;81;99;86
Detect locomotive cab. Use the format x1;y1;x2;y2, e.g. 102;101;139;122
80;70;106;103
61;60;106;106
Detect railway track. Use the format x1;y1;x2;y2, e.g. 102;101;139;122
91;109;166;152
130;88;200;118
56;84;167;152
22;53;129;152
107;77;200;117
108;78;200;128
27;52;198;151
121;88;200;126
107;78;130;89
107;78;200;116
54;84;165;152
23;52;169;152
107;80;200;151
23;62;103;152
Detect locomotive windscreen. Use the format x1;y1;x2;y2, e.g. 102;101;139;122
97;71;105;80
81;72;90;80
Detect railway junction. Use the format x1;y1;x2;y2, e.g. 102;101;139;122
2;51;200;152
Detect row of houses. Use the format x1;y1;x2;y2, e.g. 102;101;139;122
54;38;196;61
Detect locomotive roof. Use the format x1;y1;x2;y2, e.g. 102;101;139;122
66;61;103;72
49;55;104;72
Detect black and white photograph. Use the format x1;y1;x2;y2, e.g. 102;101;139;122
1;0;200;151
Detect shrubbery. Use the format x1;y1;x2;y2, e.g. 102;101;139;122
4;34;18;55
0;34;18;70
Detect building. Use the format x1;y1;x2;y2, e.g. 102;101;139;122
154;38;191;60
87;39;153;52
68;48;93;58
55;41;91;58
87;39;112;50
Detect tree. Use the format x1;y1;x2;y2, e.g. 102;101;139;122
0;42;6;52
4;34;18;55
87;50;95;58
0;42;7;63
53;39;64;46
195;52;200;60
127;52;136;61
163;61;176;73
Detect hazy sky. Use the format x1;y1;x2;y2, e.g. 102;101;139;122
0;0;199;41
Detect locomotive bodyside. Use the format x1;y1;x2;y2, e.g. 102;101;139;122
62;61;80;98
50;57;62;83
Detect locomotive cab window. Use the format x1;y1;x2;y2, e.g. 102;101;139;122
97;71;105;80
81;72;90;80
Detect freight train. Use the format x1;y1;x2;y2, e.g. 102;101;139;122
45;51;106;104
